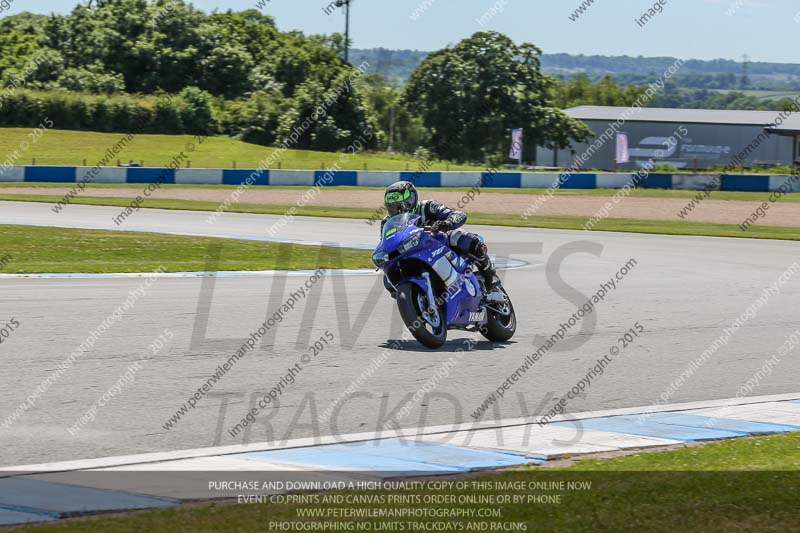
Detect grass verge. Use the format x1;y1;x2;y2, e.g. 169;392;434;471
0;128;481;171
2;193;799;241
0;225;372;273
17;433;800;532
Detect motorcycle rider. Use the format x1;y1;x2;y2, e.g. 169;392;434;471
380;180;502;300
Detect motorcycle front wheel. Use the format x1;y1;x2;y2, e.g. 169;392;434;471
396;283;447;349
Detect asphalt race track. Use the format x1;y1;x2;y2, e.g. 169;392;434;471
1;200;799;466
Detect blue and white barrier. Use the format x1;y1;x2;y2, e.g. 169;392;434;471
0;166;797;192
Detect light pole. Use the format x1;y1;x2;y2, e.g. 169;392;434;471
334;0;351;63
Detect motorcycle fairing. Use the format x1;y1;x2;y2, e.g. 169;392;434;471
375;214;487;328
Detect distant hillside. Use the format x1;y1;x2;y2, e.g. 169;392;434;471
349;48;427;85
540;53;800;77
541;54;800;91
352;48;800;91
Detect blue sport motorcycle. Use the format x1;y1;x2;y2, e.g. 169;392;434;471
373;213;516;349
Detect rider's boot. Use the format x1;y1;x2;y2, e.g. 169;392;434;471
471;243;504;302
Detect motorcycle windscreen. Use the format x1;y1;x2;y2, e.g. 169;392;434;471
381;213;417;241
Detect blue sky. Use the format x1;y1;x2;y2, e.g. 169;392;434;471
4;0;799;63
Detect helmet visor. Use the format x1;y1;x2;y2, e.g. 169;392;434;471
385;189;416;216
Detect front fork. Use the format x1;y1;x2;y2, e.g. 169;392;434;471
421;272;438;317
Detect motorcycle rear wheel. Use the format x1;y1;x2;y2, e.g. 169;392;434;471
396;283;447;349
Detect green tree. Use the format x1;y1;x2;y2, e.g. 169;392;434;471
55;65;125;94
176;86;218;134
552;73;646;109
0;13;47;76
0;1;377;145
362;73;425;153
219;90;286;145
276;69;381;151
404;32;590;163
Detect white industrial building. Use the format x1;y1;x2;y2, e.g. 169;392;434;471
538;106;800;171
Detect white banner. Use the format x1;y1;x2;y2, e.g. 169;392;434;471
615;132;630;163
509;128;523;161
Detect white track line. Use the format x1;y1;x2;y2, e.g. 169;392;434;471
0;259;532;279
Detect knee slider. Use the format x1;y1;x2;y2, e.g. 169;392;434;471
470;239;488;258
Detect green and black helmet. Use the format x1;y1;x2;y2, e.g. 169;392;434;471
384;181;419;217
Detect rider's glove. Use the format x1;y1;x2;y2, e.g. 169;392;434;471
431;220;451;234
